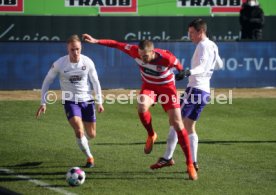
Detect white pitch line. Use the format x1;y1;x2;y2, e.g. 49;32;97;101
0;168;77;195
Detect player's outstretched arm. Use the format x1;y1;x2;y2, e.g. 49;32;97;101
36;105;46;119
83;34;137;57
82;34;99;44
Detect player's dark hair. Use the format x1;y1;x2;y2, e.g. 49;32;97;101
138;40;154;50
67;35;81;44
188;18;207;33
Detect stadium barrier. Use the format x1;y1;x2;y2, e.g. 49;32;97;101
0;42;275;90
1;16;276;42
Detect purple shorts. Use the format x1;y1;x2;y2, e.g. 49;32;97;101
64;100;96;122
180;87;210;121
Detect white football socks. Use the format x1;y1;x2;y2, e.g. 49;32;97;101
189;133;198;163
77;135;93;158
163;126;178;160
163;127;199;163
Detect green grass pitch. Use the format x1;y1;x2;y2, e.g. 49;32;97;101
0;99;275;194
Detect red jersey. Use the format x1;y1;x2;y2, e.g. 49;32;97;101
98;40;183;85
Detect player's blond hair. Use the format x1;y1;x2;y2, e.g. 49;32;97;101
67;35;81;44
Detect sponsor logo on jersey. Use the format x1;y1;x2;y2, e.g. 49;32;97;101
0;0;24;12
69;75;82;83
143;68;161;76
177;0;246;14
65;0;137;13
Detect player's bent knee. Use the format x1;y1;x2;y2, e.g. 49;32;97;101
171;120;184;131
75;130;84;139
87;131;96;139
137;105;148;113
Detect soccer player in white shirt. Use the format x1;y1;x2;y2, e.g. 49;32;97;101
151;18;223;171
36;35;104;168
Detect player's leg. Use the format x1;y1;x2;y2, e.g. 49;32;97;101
64;101;93;167
167;108;197;180
167;108;192;165
82;100;97;139
183;117;199;171
149;84;197;179
151;88;187;169
150;122;177;169
138;86;157;154
182;114;199;171
163;122;178;160
150;84;181;169
150;113;177;169
82;100;97;167
82;122;96;168
181;88;210;171
138;89;155;136
68;116;94;167
83;122;96;139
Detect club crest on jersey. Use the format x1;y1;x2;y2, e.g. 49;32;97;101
82;66;86;70
156;65;163;72
124;44;131;51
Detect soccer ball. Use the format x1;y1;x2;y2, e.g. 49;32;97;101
66;167;86;186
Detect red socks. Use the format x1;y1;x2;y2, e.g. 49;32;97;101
139;111;154;136
176;128;193;165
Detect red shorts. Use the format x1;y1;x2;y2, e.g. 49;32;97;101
139;83;180;112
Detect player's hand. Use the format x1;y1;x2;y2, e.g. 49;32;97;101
82;34;99;44
175;70;185;81
36;105;46;119
175;70;191;81
184;69;191;77
97;104;104;113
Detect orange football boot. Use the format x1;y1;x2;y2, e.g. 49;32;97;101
144;132;157;154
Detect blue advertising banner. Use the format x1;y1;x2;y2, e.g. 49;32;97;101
0;42;275;90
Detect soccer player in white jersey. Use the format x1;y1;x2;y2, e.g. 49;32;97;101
36;35;104;168
151;18;223;171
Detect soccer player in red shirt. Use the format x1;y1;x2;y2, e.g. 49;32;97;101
82;34;197;180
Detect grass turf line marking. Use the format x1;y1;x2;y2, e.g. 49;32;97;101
0;168;77;195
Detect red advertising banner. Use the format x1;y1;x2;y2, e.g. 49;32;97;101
177;0;247;14
100;0;137;13
0;0;24;12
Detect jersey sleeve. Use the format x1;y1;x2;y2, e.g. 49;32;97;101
161;50;183;71
214;48;223;70
86;58;103;104
41;63;59;105
98;39;138;58
190;44;208;75
169;55;183;71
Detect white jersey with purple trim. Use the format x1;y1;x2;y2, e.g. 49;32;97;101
188;38;223;93
41;54;102;105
